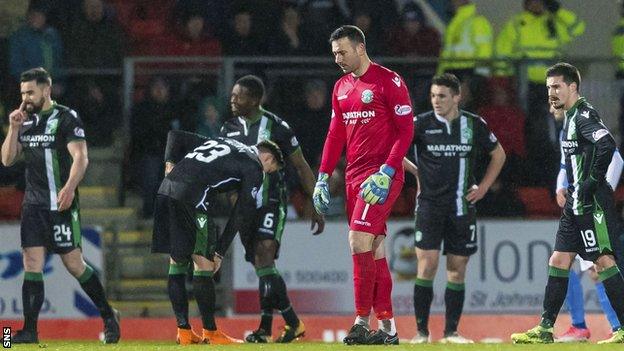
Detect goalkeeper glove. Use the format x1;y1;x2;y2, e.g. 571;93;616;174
360;164;395;205
313;172;330;215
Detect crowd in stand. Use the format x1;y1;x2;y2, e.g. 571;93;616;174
1;0;623;220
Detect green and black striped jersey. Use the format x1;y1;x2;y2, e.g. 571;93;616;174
412;110;498;215
220;108;300;159
220;108;300;207
561;97;616;215
18;103;86;210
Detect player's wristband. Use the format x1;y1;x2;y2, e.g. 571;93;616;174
214;252;224;260
380;164;395;178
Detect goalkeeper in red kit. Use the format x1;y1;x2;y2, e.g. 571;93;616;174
313;25;414;345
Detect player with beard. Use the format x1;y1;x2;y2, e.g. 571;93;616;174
313;25;414;345
1;67;120;344
511;62;624;344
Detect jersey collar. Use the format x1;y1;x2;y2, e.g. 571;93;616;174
39;100;57;117
241;108;264;125
565;96;586;119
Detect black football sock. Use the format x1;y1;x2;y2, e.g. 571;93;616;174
168;262;190;329
22;272;44;332
413;278;433;335
444;282;465;335
77;265;114;319
271;270;299;328
193;271;217;331
599;266;624;325
257;268;274;334
540;266;569;329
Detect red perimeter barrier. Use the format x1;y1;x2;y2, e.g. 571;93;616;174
0;314;615;342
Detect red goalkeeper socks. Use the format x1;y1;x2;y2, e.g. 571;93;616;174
352;251;376;317
373;257;394;320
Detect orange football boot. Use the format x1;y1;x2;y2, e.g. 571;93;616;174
176;328;202;345
202;329;244;344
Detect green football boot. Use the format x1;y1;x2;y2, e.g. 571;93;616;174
598;328;624;344
511;325;554;344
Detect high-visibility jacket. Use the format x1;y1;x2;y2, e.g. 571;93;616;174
437;3;493;75
495;8;585;82
612;18;624;77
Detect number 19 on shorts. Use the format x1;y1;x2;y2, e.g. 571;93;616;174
580;229;597;249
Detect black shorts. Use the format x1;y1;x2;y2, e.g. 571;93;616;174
240;171;287;263
555;187;621;262
151;195;216;262
21;202;82;254
414;200;478;256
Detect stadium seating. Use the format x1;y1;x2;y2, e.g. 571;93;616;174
517;186;560;218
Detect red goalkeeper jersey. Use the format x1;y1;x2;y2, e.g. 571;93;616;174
319;62;414;183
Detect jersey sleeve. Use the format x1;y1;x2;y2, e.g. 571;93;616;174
164;130;209;164
319;82;347;176
607;150;623;190
60;110;86;143
272;120;300;157
475;117;499;154
577;108;617;181
556;130;568;191
382;73;414;172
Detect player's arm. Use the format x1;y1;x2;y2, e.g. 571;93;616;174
163;130;209;175
578;111;616;185
467;143;505;204
314;85;346;214
58;140;88;211
382;75;414;173
402;157;418;178
318;88;346;177
466;121;505;203
288;149;325;234
555;131;567;207
215;166;263;257
606;150;623;190
215;197;242;259
1;101;26;166
360;78;414;205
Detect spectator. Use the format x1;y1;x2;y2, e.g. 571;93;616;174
147;14;220;56
65;0;125;69
437;0;492;113
386;2;440;58
71;80;117;147
352;10;382;56
478;79;526;159
478;78;527;184
9;4;63;80
289;79;330;167
131;77;177;218
437;0;492;79
221;10;264;55
495;0;584;186
0;0;29;105
612;2;624;147
268;5;307;56
298;0;348;55
196;97;224;138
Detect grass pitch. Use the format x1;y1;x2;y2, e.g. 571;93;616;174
6;341;624;351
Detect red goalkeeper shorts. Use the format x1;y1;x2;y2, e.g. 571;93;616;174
345;179;403;235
